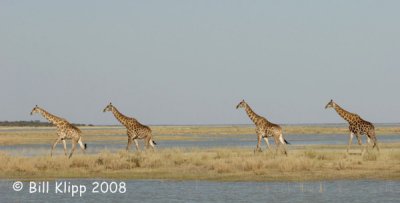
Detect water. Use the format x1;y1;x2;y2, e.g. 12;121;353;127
0;179;398;202
1;134;400;156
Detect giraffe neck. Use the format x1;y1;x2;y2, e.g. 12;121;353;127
333;104;358;124
37;108;64;126
111;107;131;127
244;104;264;125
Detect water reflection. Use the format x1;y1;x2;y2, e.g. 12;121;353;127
0;180;399;202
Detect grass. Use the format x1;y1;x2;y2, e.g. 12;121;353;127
1;145;400;181
1;126;399;181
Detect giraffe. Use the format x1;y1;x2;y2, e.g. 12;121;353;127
30;105;87;158
103;103;156;151
325;99;379;154
236;99;289;155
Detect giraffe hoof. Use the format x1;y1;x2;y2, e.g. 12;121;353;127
254;148;262;153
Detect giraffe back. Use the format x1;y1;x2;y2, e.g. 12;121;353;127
56;120;82;140
349;118;374;135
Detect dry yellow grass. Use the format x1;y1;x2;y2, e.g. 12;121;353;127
1;145;400;181
1;126;399;181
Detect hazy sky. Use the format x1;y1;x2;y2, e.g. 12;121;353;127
1;1;399;125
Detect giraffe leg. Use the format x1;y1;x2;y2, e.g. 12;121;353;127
366;137;371;152
126;138;133;151
51;137;61;157
78;138;86;154
374;141;380;152
254;134;262;153
369;131;380;152
347;132;354;153
279;134;288;156
274;136;281;155
263;136;271;151
145;137;150;150
68;140;77;159
149;139;155;151
62;139;67;156
357;133;367;155
133;139;140;151
357;134;362;145
373;137;380;152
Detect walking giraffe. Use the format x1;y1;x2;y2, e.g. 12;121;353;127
325;99;379;154
30;105;87;158
103;103;156;151
236;100;289;155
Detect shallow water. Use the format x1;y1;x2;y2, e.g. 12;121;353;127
1;134;399;156
0;179;399;202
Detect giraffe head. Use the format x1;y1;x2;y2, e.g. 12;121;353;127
325;99;336;109
236;99;247;109
103;102;114;112
30;105;40;115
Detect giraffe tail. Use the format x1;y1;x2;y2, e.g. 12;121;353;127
152;140;157;145
284;139;290;144
78;138;87;150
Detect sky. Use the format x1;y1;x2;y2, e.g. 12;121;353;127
0;1;399;125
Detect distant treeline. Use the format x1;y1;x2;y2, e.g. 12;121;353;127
0;120;92;127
